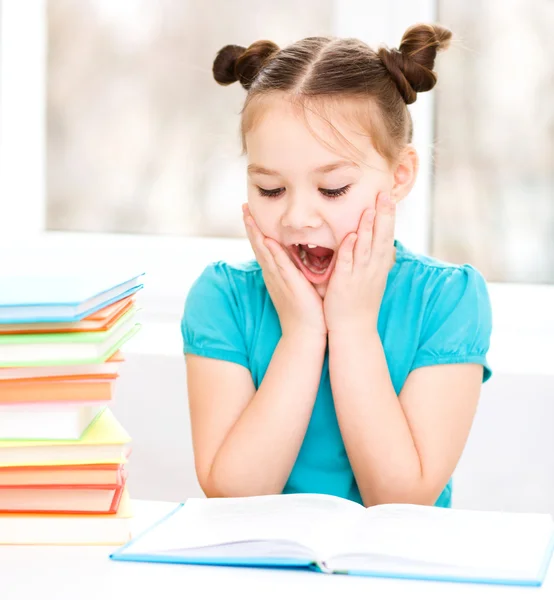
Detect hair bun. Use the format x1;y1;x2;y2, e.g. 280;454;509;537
213;45;247;86
213;40;280;90
378;23;452;104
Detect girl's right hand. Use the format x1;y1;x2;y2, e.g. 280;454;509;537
242;204;327;341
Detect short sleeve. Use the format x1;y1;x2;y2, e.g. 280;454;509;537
181;262;249;369
411;265;493;382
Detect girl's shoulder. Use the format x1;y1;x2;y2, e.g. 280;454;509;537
391;239;492;353
184;259;265;321
392;239;489;294
392;240;493;381
198;258;262;279
188;259;263;297
181;259;264;368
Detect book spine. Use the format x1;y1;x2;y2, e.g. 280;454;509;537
313;560;334;574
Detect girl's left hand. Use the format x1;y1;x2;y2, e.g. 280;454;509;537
324;191;396;334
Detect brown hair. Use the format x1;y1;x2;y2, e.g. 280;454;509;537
213;24;451;166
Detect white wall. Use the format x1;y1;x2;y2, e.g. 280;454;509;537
452;373;554;515
112;349;204;502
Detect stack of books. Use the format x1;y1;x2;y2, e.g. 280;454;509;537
0;271;143;544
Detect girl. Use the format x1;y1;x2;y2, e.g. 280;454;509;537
181;23;492;508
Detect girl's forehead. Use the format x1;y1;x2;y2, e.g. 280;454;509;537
245;94;377;164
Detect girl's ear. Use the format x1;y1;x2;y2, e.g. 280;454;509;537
391;145;418;203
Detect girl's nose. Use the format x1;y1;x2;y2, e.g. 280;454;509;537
280;195;322;230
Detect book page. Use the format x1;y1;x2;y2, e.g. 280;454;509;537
127;493;364;559
330;504;554;577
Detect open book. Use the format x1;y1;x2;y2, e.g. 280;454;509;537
110;494;554;587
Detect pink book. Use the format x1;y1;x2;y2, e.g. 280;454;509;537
0;479;126;514
0;463;126;486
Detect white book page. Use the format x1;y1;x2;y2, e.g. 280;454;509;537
329;504;554;577
127;494;365;559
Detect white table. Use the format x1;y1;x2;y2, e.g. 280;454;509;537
1;500;553;600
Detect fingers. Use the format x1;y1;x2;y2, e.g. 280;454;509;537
354;207;376;267
242;204;301;289
263;238;303;288
242;204;275;271
334;233;357;275
351;193;395;270
371;192;396;262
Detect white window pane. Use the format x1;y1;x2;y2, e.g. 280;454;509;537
47;0;333;236
434;1;554;284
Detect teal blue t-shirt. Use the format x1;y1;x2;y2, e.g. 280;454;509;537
181;239;492;508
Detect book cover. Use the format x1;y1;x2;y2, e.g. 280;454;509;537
0;281;144;324
0;296;135;335
0;379;114;403
0;463;126;486
0;323;140;368
0;480;126;514
0;303;138;347
109;494;554;587
0;404;107;441
0;350;124;380
0;408;131;466
0;272;144;308
0;487;133;545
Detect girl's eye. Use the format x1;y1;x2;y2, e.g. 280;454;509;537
257;184;351;199
257;186;285;198
319;184;351;198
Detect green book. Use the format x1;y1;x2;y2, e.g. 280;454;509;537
0;306;140;367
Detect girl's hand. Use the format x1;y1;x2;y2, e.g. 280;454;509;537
324;192;396;335
242;204;327;340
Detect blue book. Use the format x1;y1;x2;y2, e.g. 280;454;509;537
0;272;144;323
110;494;554;587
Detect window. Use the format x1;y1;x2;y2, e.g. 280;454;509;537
433;0;554;284
43;0;435;253
47;0;334;237
0;0;46;237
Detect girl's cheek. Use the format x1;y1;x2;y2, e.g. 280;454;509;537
335;212;363;236
249;207;274;236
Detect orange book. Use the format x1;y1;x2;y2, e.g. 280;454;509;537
0;378;114;404
0;481;126;514
4;371;119;384
0;463;126;486
0;296;136;335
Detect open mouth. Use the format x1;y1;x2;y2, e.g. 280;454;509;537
288;243;337;285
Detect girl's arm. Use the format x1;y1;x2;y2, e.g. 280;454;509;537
186;204;327;498
328;328;483;507
187;330;326;498
324;193;489;508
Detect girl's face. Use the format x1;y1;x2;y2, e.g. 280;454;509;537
245;95;395;298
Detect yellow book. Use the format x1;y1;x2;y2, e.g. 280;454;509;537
0;409;130;467
0;487;133;545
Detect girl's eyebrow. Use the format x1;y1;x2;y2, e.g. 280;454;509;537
247;160;360;176
314;160;360;174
